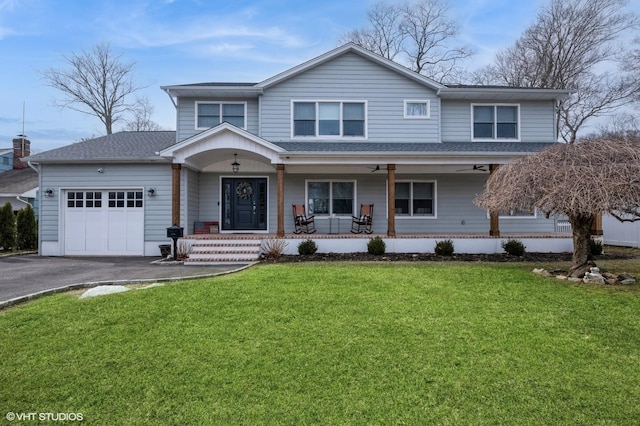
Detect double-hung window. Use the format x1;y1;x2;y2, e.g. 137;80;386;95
196;102;246;129
307;180;355;216
293;101;366;138
395;181;436;217
472;104;519;140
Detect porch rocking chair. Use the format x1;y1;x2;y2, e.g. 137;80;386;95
351;204;374;234
292;204;316;234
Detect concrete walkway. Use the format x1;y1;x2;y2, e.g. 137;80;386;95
0;255;251;309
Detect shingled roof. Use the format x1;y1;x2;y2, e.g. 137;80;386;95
0;168;38;195
26;131;177;163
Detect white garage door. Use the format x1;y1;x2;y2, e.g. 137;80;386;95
64;190;144;255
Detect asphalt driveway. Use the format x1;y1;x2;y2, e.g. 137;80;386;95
0;255;249;307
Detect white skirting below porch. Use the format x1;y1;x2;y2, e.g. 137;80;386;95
182;233;573;261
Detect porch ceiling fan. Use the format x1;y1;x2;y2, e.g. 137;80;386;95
367;165;389;172
456;165;487;172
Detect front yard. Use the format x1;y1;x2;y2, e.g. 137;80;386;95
1;262;639;424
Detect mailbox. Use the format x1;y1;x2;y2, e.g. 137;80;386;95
166;224;184;239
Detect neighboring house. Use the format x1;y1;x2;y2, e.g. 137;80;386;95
0;148;13;172
27;43;572;257
603;215;640;248
0;137;38;214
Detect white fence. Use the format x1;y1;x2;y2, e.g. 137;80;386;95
603;215;640;248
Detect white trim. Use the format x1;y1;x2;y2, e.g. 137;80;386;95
471;103;521;142
195;101;247;130
304;179;358;217
291;100;368;140
404;100;431;119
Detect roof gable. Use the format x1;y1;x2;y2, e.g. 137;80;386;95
257;43;445;91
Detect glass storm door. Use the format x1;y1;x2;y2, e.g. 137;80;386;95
222;178;267;231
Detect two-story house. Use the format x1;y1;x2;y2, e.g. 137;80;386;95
27;43;572;259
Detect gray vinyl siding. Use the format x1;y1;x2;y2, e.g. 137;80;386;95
441;100;557;142
260;52;440;143
39;163;172;243
176;97;259;142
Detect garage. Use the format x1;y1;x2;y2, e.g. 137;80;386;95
64;190;144;255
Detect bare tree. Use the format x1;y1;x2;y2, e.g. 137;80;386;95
339;0;472;83
475;139;640;277
338;2;403;60
475;0;639;143
41;43;147;134
122;97;162;131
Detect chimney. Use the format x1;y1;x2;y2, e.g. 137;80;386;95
12;135;30;170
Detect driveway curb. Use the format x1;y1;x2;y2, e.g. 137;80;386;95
0;262;258;311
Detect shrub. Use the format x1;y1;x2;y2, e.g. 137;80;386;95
367;236;386;255
589;238;603;256
434;239;455;256
502;239;526;256
261;237;288;259
297;239;318;255
16;204;37;250
0;202;16;251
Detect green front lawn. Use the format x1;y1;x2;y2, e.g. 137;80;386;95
1;263;639;424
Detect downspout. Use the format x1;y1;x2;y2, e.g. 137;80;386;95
28;160;42;255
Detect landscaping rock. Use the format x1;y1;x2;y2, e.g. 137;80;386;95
583;272;605;285
568;277;583;283
80;285;130;299
620;278;636;285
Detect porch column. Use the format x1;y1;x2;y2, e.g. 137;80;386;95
387;164;396;237
171;163;181;226
489;164;500;237
277;164;285;237
591;213;603;236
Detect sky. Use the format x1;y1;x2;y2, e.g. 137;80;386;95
0;0;637;153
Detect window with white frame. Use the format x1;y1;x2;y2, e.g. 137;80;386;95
196;102;246;129
499;208;536;218
307;180;355;215
395;181;436;216
472;104;519;140
293;101;366;138
404;100;430;119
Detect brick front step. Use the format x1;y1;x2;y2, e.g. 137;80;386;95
185;239;262;264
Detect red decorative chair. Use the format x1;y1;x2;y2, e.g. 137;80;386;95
351;204;374;234
292;204;316;234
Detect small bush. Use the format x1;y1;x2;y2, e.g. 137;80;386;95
0;202;16;251
434;239;455;256
297;239;318;255
367;236;386;255
16;204;37;250
261;237;288;259
502;239;526;256
589;238;603;256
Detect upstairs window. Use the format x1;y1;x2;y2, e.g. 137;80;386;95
404;100;430;119
472;104;519;140
293;101;366;138
196;102;246;129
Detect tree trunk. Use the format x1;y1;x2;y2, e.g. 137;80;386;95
568;214;595;278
